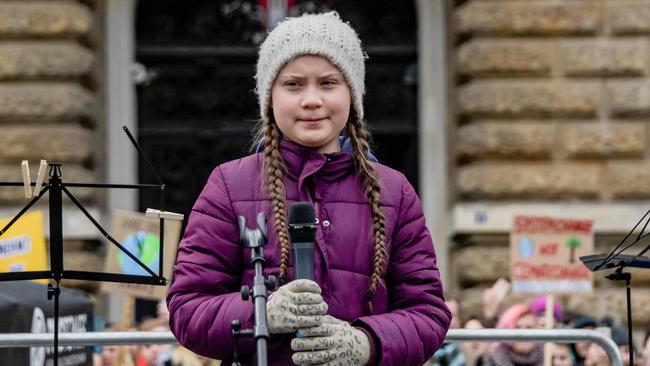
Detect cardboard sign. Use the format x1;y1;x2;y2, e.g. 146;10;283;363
101;210;181;300
0;211;47;284
510;215;593;294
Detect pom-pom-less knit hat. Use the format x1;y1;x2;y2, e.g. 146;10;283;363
255;12;366;122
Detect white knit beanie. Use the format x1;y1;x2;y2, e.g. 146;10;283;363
255;12;366;122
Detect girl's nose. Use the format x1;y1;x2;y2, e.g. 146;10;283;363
300;87;323;109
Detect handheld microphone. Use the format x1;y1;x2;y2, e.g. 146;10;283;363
288;202;317;280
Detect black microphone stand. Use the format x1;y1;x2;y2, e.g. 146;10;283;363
231;212;275;366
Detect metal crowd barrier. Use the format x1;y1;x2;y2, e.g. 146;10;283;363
0;328;623;366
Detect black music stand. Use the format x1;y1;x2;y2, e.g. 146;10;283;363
0;127;169;366
580;209;650;366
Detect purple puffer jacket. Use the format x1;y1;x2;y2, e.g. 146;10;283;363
167;139;451;365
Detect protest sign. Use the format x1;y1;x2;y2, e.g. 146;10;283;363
101;210;181;299
0;211;47;284
510;215;593;293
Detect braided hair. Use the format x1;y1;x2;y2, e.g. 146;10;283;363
252;110;387;314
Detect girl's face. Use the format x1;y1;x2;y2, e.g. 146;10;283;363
271;55;351;153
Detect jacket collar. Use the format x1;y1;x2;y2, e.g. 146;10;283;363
279;139;355;187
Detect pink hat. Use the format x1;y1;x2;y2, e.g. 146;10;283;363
496;303;531;329
529;295;563;323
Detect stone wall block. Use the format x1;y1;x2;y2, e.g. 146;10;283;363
607;81;650;116
458;81;600;118
0;163;93;203
606;161;650;198
561;38;648;76
458;122;554;158
0;125;93;163
608;1;650;35
568;288;650;325
455;1;600;35
0;83;96;121
0;1;92;37
457;39;553;76
454;246;509;285
458;162;601;198
0;42;94;79
563;122;646;158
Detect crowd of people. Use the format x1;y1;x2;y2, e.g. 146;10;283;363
429;279;650;366
91;283;650;366
93;300;221;366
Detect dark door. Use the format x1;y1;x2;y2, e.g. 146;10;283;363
136;0;418;220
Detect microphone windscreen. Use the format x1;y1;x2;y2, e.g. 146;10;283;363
288;202;316;225
288;202;316;242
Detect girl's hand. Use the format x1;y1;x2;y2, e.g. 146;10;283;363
291;315;371;365
266;279;328;334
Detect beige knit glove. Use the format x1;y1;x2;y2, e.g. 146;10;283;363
291;315;371;366
266;279;328;334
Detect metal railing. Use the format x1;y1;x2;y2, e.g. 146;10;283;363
0;328;623;366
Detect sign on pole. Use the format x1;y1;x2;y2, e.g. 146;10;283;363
0;211;47;284
510;215;594;294
101;210;181;300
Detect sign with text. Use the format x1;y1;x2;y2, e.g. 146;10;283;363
510;215;593;294
0;211;47;284
101;210;182;300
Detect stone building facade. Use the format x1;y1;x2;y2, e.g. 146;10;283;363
0;0;102;291
453;0;650;327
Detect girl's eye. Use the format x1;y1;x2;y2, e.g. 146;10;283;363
285;81;301;87
322;80;338;86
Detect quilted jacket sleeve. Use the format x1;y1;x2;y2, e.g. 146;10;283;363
166;166;255;360
353;176;451;365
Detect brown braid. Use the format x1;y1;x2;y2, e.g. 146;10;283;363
345;112;388;314
260;115;292;284
253;107;386;313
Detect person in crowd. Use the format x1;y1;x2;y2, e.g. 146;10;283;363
584;342;609;366
459;316;491;366
548;343;573;366
166;11;450;366
528;295;563;328
98;324;137;366
484;303;543;366
432;296;464;366
611;325;635;366
582;322;635;366
569;315;598;365
136;317;174;366
170;347;222;366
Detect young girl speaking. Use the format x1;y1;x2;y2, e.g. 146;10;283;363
167;12;451;366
